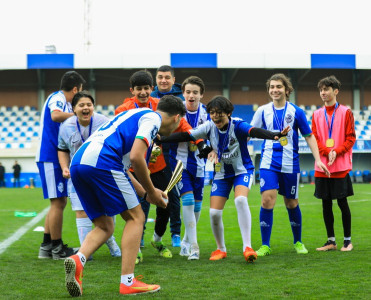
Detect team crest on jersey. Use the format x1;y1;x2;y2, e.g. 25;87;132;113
177;181;183;191
229;137;236;146
150;126;159;140
260;178;265;188
211;183;217;192
57;182;64;193
56;101;63;109
285;114;293;124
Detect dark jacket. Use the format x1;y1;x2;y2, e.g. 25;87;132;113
151;83;185;100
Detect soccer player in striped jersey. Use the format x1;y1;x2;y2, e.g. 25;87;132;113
36;71;85;260
250;73;330;257
168;76;209;260
160;96;290;263
64;95;186;296
58;91;121;258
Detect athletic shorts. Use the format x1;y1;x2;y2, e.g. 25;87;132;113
314;174;354;200
210;172;253;198
177;169;204;200
70;164;140;220
37;162;68;199
259;169;300;199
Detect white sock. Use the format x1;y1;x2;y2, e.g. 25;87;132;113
76;217;93;246
182;194;197;245
76;252;86;267
121;274;134;286
328;237;335;242
234;196;252;250
153;232;162;242
210;208;226;252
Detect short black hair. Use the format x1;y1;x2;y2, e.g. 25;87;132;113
181;76;205;95
317;75;341;91
156;65;174;77
157;95;186;117
206;96;234;115
60;71;86;91
72;90;95;108
129;70;153;88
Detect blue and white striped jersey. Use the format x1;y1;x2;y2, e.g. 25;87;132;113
169;104;209;178
71;108;161;171
36;91;72;163
189;118;255;180
58;113;109;159
250;101;311;173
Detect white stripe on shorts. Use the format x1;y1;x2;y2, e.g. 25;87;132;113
44;162;57;198
110;170;139;210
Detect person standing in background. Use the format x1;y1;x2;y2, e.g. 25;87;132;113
12;160;21;187
151;65;183;247
312;75;355;252
0;162;5;187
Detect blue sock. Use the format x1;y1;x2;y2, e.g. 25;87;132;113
194;201;202;213
260;207;273;247
287;205;302;244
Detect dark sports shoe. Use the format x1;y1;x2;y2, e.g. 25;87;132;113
341;240;353;252
38;242;52;259
52;243;79;260
316;240;337;251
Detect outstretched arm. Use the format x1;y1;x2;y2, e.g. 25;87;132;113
249;125;290;140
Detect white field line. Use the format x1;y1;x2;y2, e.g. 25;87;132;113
0;206;49;255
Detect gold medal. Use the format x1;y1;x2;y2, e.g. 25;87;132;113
326;138;334;148
149;145;161;163
189;143;197;152
215;163;221;172
279;136;288;146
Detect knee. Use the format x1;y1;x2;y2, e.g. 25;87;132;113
209;208;222;224
50;197;67;210
234;196;248;208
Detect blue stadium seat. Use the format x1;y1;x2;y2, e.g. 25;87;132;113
0;112;4;116
34;121;40;126
348;170;354;183
301;170;309;183
27;127;33;132
19;143;25;148
9;121;15;126
7;132;13;137
309;170;315;183
355;120;360;125
35;111;40;116
33;132;39;137
28;117;34;121
5;143;11;148
16;116;22;121
10;111;17;116
31;106;37;111
26;137;31;142
20;132;26;137
354;170;363;183
108;111;114;116
2;127;8;132
22;121;27;126
15;127;21;132
23;111;29;116
0;122;2;126
3;117;9;121
363;170;370;183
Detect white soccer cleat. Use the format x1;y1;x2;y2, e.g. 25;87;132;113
179;240;191;257
188;244;200;260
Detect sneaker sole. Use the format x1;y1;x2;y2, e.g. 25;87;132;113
188;255;200;260
38;254;52;259
64;258;82;297
121;286;161;295
244;254;257;263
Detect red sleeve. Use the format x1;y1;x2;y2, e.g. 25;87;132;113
312;113;330;156
334;109;356;156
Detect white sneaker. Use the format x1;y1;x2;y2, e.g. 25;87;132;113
106;236;121;257
179;240;191;257
188;244;200;260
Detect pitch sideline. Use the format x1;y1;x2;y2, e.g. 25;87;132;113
0;206;49;255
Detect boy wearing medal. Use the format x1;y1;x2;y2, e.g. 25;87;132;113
58;91;121;258
159;96;290;263
115;71;200;261
167;76;210;260
312;76;355;252
250;73;330;257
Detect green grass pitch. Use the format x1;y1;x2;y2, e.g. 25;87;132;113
0;184;370;299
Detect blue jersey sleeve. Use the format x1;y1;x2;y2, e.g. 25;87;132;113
234;120;253;139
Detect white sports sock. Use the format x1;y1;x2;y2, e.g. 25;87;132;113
121;273;134;286
209;208;226;252
76;252;86;267
76;217;93;246
234;196;252;250
153;232;162;242
182;194;197;245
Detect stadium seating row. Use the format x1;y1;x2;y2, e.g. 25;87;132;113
300;170;371;183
